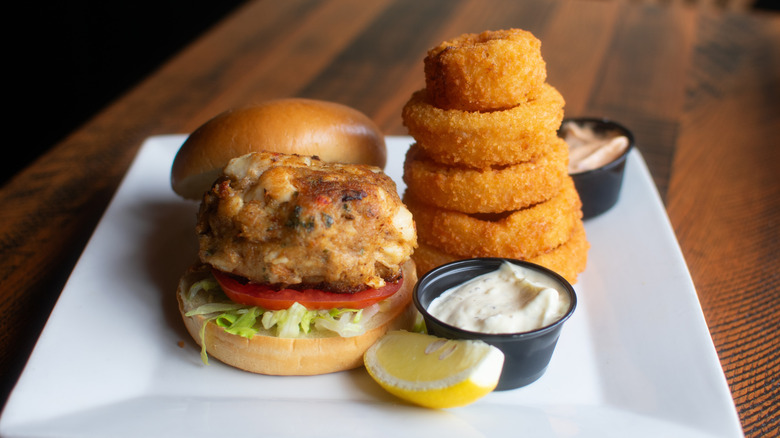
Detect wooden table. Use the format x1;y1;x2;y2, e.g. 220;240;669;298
1;0;777;435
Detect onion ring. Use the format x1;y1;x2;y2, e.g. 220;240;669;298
403;137;568;213
424;29;547;111
404;177;582;260
412;220;589;284
402;84;565;167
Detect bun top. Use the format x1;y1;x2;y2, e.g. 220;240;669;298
171;98;387;200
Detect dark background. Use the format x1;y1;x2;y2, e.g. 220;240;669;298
6;1;247;186
7;0;777;187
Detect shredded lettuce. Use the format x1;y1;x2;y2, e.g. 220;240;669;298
218;307;262;338
187;278;220;301
196;315;218;365
412;309;427;334
183;278;374;365
186;302;246;315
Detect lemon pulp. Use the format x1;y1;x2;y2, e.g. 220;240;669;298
363;330;504;409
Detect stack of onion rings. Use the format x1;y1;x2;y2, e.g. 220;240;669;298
424;29;547;112
401;28;589;283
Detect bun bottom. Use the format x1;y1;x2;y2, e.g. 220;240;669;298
177;260;417;376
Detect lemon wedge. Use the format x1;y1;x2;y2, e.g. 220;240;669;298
363;330;505;409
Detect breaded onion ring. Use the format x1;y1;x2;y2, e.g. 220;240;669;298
403;138;569;213
402;84;565;167
405;177;582;261
412;220;589;284
424;29;547;111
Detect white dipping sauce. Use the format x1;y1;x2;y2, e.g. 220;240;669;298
427;262;570;334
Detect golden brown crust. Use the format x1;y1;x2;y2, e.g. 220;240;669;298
195;152;417;292
401;85;564;167
424;29;547;111
403;28;588;286
177;260;418;375
405;177;582;261
412;222;588;285
402;138;569;213
171;98;387;200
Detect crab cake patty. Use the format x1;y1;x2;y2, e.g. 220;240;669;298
196;151;417;293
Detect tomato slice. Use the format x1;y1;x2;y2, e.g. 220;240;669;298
212;269;403;310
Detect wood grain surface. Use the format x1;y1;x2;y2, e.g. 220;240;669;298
1;1;777;435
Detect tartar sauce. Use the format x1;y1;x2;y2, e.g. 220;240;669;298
427;262;570;334
562;121;629;174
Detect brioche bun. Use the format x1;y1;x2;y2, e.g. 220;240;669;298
177;260;417;376
171;98;387;200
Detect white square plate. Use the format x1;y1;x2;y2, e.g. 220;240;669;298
0;136;743;438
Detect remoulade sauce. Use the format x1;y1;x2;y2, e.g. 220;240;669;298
562;121;630;174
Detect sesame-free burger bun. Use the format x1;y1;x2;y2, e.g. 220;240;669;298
171;98;387;200
177;260;417;375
